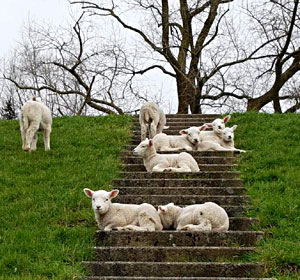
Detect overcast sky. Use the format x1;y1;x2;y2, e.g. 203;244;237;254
0;0;71;57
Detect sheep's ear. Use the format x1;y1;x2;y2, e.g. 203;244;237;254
180;129;188;135
223;115;231;123
84;188;94;198
109;189;119;199
199;125;207;131
158;205;166;213
231;125;237;131
149;139;153;146
145;137;149;141
204;123;213;128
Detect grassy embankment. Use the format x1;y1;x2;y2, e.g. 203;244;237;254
0;113;299;280
0;115;132;280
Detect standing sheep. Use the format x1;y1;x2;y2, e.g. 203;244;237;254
84;188;163;231
20;97;52;152
158;202;229;232
139;102;168;141
133;138;200;172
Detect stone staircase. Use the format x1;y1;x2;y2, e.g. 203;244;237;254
82;114;276;280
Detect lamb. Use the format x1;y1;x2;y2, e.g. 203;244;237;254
199;115;231;142
20;97;52;152
83;188;163;231
139;102;168;141
153;125;207;152
197;125;246;153
158;202;229;232
133;138;200;172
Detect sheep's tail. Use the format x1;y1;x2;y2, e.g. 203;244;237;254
143;110;153;124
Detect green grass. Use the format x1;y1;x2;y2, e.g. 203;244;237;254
1;112;300;280
230;113;300;280
0;115;132;280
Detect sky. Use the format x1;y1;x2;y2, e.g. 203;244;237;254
0;0;71;57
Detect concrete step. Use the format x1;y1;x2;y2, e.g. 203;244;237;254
132;123;212;130
117;186;246;196
118;171;240;179
115;194;250;206
113;178;244;188
133;129;224;135
122;156;237;165
83;277;276;280
94;230;264;247
83;261;265;278
93;246;256;262
133;114;220;119
123;164;237;172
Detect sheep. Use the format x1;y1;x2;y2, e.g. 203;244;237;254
20;97;52;152
158;202;229;232
199;115;231;142
152;125;207;152
139;102;168;141
197;125;246;153
133;138;200;172
83;188;163;231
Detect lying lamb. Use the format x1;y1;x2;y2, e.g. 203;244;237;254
139;102;168;141
133;138;200;172
198;125;246;153
20;97;52;152
200;115;231;142
84;188;163;231
153;125;207;152
158;202;229;232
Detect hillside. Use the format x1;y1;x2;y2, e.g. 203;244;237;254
0;113;299;280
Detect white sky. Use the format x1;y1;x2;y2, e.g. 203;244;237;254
0;0;71;57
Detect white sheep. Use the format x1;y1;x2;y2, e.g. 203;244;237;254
20;97;52;152
133;138;200;172
153;125;207;152
198;125;246;153
158;202;229;232
139;102;168;141
84;188;163;231
199;115;231;142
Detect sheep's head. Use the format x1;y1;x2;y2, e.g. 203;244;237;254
83;188;119;215
221;125;237;142
205;115;231;135
158;202;181;229
133;138;154;157
179;125;207;146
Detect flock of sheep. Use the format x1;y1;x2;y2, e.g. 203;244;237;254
19;98;244;233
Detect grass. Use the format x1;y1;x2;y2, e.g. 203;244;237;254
0;115;132;280
1;112;300;280
230;112;300;280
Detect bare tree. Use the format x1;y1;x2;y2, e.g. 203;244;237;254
3;14;148;116
245;0;300;113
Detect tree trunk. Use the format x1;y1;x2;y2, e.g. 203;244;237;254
247;87;280;112
176;74;196;114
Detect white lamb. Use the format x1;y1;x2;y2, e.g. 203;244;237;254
139;102;168;141
84;188;163;231
198;125;246;153
158;202;229;232
133;138;200;172
153;125;207;152
199;115;231;142
20;97;52;152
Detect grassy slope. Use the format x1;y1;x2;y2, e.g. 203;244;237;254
231;113;300;280
0;113;299;280
0;115;132;280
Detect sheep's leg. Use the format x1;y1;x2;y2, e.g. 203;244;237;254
31;133;38;151
152;164;169;172
158;146;185;152
165;163;192;172
20;127;27;150
140;123;148;141
43;126;51;151
199;141;232;152
115;225;145;231
178;224;212;231
24;121;39;152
